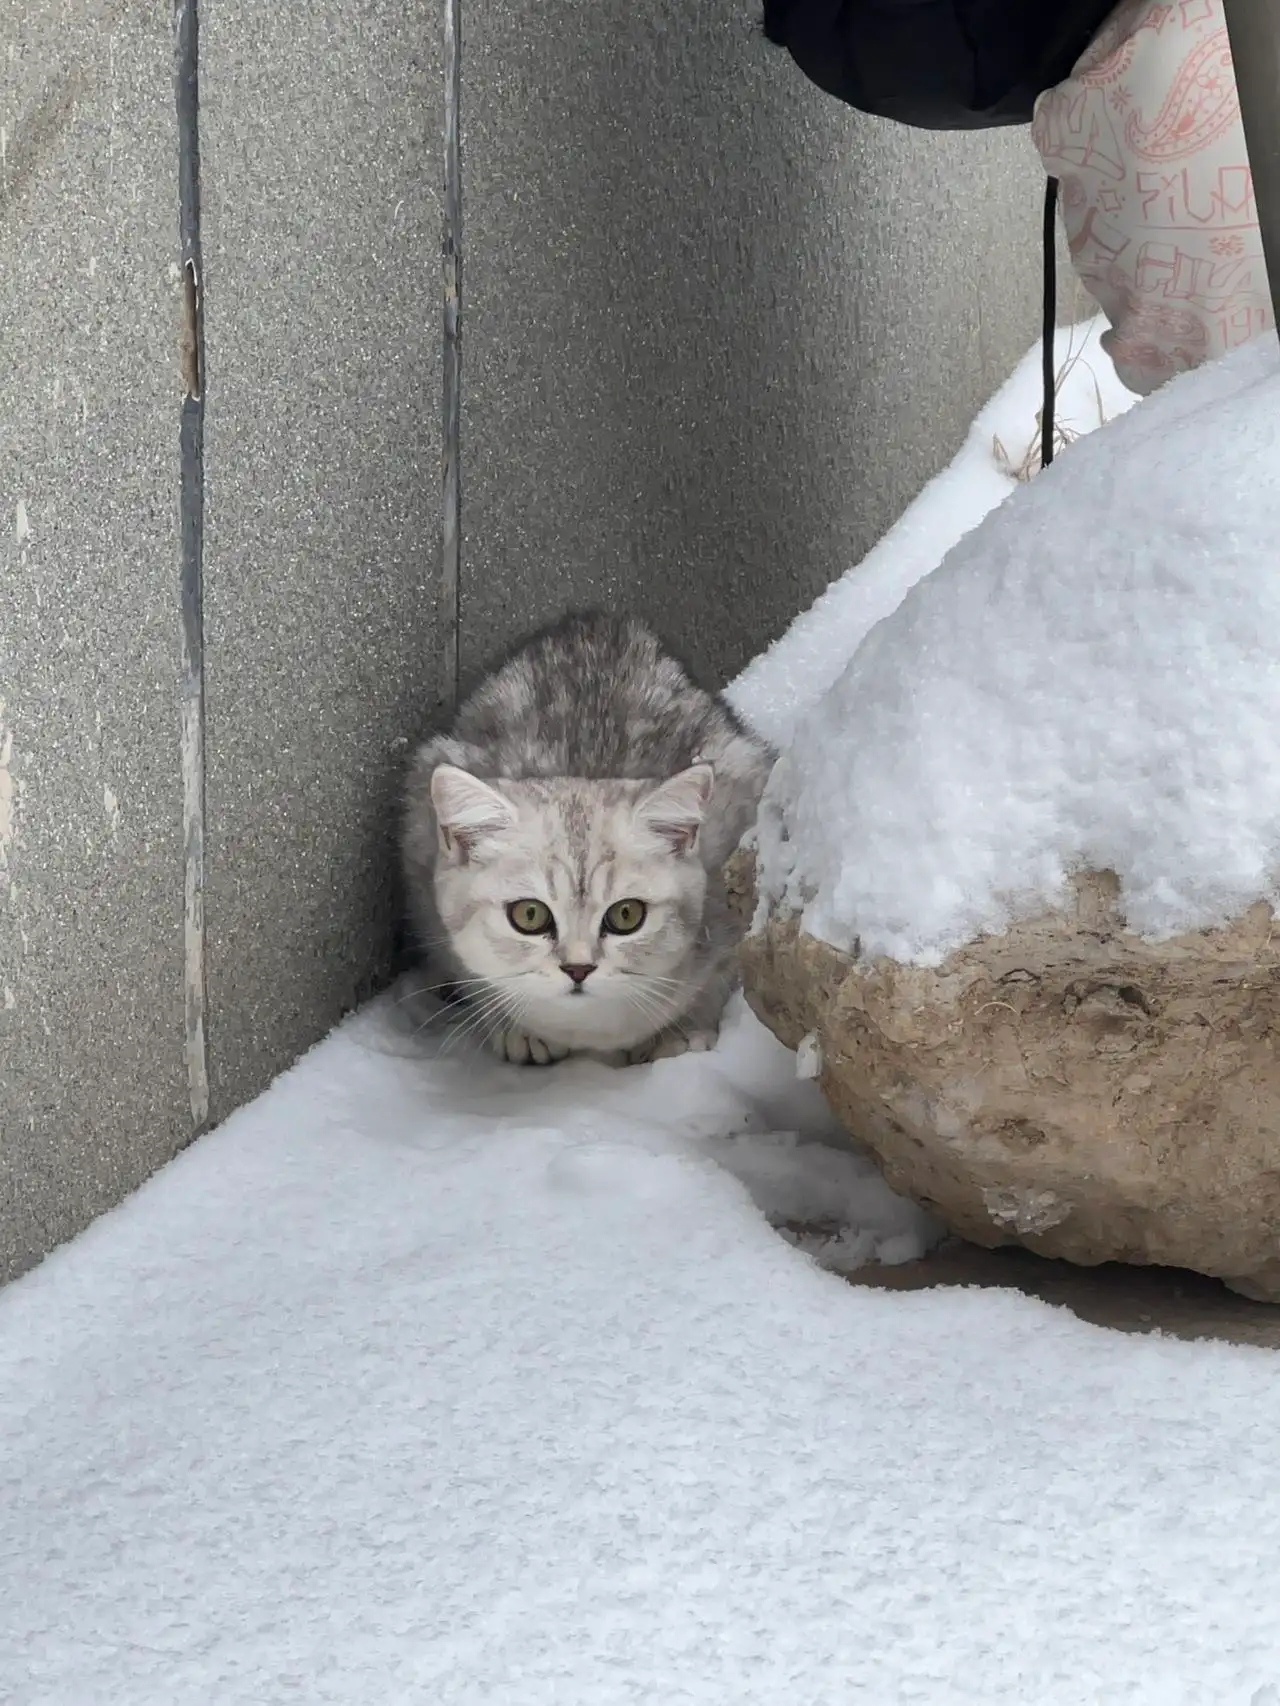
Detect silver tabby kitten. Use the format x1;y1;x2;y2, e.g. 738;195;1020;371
400;612;774;1065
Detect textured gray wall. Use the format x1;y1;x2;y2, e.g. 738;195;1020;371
1;0;442;1282
199;0;444;1119
0;0;188;1283
3;0;1052;1280
460;0;1052;689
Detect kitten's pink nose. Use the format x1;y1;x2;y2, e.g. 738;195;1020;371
561;963;596;985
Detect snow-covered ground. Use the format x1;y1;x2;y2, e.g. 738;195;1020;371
6;322;1280;1704
6;997;1280;1704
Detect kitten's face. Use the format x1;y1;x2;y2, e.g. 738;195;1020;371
429;765;713;1052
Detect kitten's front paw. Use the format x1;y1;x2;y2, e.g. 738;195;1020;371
683;1029;718;1055
492;1028;570;1067
627;1028;718;1065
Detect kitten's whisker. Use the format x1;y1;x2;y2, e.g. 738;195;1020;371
409;987;512;1036
439;989;514;1055
441;1020;495;1059
625;988;675;1036
625;980;673;1016
466;1011;510;1061
403;930;462;955
411;982;519;1038
626;979;695;1047
446;993;511;1042
473;990;544;1063
398;984;443;1008
482;1007;517;1052
434;975;535;1055
623;978;687;1022
619;971;689;996
492;998;536;1058
412;1005;471;1036
396;975;492;1006
628;974;688;997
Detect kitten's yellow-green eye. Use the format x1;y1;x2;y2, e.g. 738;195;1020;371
603;898;647;935
507;899;554;935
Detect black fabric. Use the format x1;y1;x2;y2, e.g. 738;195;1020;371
762;0;1118;129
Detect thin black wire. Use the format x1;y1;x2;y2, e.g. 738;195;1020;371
1042;176;1059;471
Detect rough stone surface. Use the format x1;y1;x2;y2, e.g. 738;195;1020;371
742;871;1280;1302
0;0;188;1283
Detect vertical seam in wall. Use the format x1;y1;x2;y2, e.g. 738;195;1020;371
175;0;209;1131
1221;0;1280;329
442;0;462;708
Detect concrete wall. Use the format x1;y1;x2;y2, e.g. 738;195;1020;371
2;0;1051;1281
198;0;444;1118
1;0;442;1282
461;0;1052;688
1;0;188;1282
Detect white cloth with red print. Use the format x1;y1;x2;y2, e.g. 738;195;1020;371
1034;0;1273;396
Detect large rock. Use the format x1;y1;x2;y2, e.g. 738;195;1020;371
740;866;1280;1302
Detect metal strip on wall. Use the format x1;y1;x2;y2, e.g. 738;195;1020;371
1222;0;1280;329
442;0;463;709
175;0;209;1131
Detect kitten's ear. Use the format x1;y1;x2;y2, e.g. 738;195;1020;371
637;763;715;854
430;765;516;856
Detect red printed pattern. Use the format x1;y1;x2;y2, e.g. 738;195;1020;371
1033;0;1272;396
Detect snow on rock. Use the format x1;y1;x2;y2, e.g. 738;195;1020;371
728;315;1136;751
753;334;1280;966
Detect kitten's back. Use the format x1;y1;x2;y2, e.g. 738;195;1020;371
444;611;762;785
